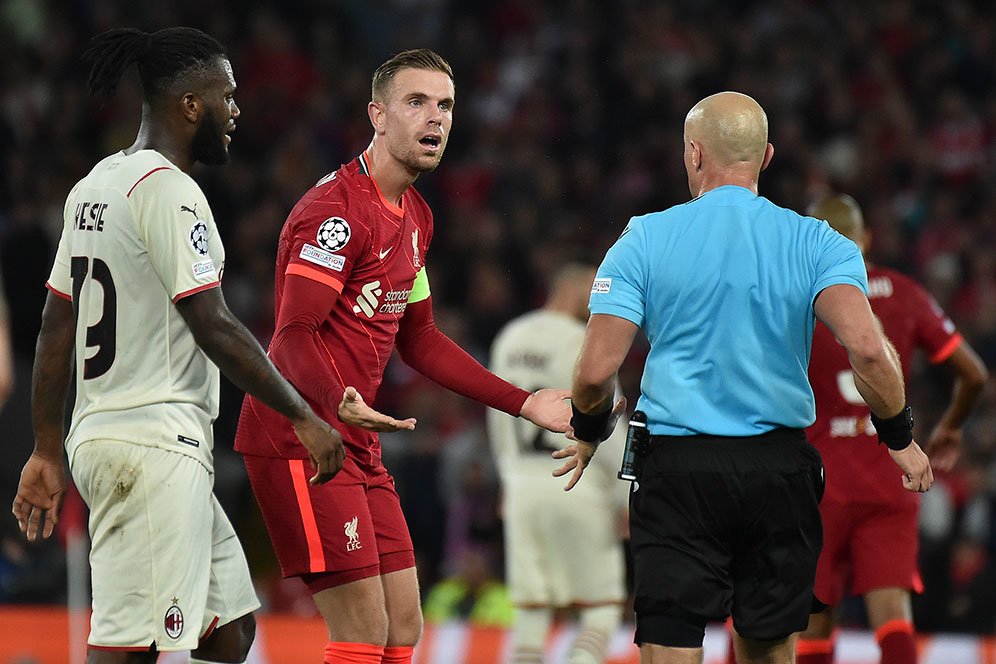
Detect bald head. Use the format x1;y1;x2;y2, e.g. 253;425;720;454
685;92;769;167
809;194;865;248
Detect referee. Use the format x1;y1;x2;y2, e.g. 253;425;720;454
553;92;934;664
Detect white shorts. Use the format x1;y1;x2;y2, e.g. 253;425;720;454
503;475;625;607
72;440;260;652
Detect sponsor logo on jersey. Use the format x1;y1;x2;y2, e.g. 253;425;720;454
300;243;345;272
412;229;421;269
189;221;210;256
344;516;362;552
164;600;184;639
352;280;412;318
829;415;876;438
317;217;351;252
592;278;612;294
192;259;217;279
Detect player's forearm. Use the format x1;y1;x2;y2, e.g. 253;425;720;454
268;322;346;416
848;335;906;418
937;344;989;430
397;298;529;414
31;295;75;459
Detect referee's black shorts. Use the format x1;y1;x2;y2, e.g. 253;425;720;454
629;427;824;648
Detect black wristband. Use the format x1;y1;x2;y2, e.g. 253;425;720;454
570;403;613;445
871;404;914;451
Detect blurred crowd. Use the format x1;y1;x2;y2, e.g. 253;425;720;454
1;0;996;634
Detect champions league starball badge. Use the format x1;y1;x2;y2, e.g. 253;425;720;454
189;221;209;256
317;217;351;252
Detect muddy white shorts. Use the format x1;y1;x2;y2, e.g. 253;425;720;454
71;439;260;652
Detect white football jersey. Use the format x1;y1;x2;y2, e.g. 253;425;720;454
487;309;627;505
47;150;225;469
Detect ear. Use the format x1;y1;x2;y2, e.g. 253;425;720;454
180;92;201;124
689;140;702;171
760;143;775;172
368;101;386;134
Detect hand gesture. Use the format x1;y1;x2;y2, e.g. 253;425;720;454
551;440;598;491
888;440;934;493
12;452;66;541
291;414;346;485
520;388;571;433
925;424;962;472
338;386;417;432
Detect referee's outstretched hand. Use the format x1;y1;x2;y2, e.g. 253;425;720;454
551;441;597;492
338;386;417;432
888;440;934;493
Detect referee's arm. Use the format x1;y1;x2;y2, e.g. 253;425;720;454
573;313;639;413
814;283;934;492
554;314;637;491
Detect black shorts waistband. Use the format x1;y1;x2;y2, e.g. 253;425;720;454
649;427;806;447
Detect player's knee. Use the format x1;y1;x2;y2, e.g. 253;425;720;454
387;602;423;646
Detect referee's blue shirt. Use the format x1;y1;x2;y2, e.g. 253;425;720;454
590;185;868;437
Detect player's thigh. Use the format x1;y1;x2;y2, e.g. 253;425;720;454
503;489;554;605
812;499;856;608
850;501;920;598
367;468;416;576
201;494;261;638
243;454;382;580
547;492;625;606
73;441;213;651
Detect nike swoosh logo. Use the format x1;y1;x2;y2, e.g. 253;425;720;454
378;247;392;260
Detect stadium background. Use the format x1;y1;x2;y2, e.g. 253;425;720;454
1;0;996;661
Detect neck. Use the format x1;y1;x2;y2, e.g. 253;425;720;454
366;138;418;206
125;107;193;173
693;169;760;197
544;297;584;322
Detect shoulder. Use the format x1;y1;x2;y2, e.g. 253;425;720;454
405;185;434;225
121;153;200;204
286;167;372;243
872;266;927;299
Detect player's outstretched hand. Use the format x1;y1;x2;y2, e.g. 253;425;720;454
925;424;962;472
291;414;346;485
551;441;597;491
888;440;934;493
11;452;66;542
338;386;417;432
520;388;572;433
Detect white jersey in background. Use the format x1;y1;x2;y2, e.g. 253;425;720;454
488;309;627;606
46;149;225;469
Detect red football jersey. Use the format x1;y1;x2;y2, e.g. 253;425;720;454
235;153;432;466
808;265;962;505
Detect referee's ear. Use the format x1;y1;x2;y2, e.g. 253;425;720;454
761;143;775;172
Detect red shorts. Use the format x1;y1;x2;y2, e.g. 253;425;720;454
242;454;415;591
814;498;923;607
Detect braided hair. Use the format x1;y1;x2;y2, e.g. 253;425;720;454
83;27;227;102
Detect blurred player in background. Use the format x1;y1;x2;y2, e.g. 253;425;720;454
11;28;344;664
488;263;629;664
234;49;571;664
794;194;988;664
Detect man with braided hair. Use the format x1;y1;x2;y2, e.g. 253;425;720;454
11;27;352;664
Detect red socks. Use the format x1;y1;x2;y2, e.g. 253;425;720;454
876;619;917;664
796;637;833;664
324;642;385;664
382;645;414;664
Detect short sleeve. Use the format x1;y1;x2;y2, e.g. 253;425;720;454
46;186;78;299
909;281;961;363
588;218;646;327
285;204;370;293
811;220;868;304
132;169;222;301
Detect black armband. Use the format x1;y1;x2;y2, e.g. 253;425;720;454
871;404;914;451
570;403;613;445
